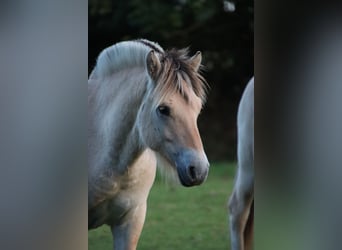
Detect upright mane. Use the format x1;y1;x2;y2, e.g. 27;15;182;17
152;48;208;104
90;39;164;79
90;39;208;104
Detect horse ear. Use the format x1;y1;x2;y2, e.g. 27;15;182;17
146;50;161;79
190;51;202;72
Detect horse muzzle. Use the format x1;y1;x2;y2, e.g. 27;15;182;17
175;149;209;187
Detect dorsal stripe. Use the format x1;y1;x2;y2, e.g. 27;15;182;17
135;39;163;54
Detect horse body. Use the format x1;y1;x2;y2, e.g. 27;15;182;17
229;77;254;250
88;39;209;250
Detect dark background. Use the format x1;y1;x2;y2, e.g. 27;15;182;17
89;0;254;161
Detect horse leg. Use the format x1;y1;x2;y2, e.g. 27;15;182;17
111;202;147;250
228;170;254;250
243;199;254;250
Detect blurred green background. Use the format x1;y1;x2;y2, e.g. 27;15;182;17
89;0;254;161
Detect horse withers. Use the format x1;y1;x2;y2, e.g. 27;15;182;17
88;39;209;249
228;77;254;250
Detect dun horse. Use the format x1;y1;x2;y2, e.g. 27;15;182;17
88;39;209;249
228;77;254;250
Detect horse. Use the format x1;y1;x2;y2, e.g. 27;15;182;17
228;77;254;250
88;39;210;250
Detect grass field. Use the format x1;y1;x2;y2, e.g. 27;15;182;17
89;162;236;250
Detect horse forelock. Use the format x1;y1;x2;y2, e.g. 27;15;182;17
151;48;208;107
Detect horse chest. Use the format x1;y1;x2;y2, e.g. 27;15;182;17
88;190;140;228
89;149;156;228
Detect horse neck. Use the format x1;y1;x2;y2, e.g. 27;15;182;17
90;67;149;175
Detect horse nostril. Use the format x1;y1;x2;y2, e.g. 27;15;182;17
188;166;196;180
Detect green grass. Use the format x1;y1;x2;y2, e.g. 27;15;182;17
89;162;236;250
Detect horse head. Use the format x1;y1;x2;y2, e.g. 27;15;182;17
137;48;209;186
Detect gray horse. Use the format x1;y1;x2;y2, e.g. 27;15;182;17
229;77;254;250
88;39;210;250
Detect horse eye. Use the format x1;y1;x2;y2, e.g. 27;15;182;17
157;105;170;117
